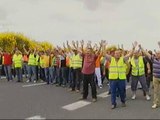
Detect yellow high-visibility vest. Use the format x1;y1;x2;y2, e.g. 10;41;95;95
72;54;82;69
13;54;22;68
109;57;126;80
28;54;36;66
35;55;39;66
131;56;145;76
40;56;44;68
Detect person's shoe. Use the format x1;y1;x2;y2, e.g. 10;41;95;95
107;91;111;95
99;85;103;89
111;105;116;109
62;85;66;88
121;103;126;107
92;98;97;102
152;104;158;109
132;94;136;100
146;95;151;101
33;80;36;83
26;80;30;83
76;90;80;93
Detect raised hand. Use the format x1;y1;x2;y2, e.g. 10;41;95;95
72;40;76;46
80;40;84;46
138;44;142;49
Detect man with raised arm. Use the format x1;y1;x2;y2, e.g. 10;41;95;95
104;41;137;109
140;42;160;109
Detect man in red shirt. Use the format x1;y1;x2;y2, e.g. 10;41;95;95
3;51;13;81
80;40;102;102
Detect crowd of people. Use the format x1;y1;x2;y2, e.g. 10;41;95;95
0;40;160;109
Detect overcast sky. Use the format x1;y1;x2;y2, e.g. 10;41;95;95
0;0;160;50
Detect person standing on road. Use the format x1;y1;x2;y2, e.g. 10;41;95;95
22;53;28;78
79;40;101;102
95;48;103;89
23;45;37;83
140;42;160;109
0;48;3;80
104;41;137;109
67;41;83;92
3;50;13;81
12;50;23;82
130;50;151;101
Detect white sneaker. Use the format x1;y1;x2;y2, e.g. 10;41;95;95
99;85;103;89
26;80;30;83
152;104;158;109
33;80;36;83
146;95;151;101
132;94;136;100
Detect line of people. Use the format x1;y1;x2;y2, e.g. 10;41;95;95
0;40;159;109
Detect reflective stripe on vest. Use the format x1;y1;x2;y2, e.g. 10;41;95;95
72;54;82;69
28;54;36;65
13;54;22;68
109;57;126;80
131;56;145;76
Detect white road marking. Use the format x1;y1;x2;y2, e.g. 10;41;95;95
62;100;91;111
22;83;46;87
62;85;131;111
98;85;131;98
26;115;45;120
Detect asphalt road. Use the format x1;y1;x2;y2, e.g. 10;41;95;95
0;78;159;119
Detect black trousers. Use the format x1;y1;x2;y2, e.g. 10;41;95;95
82;73;97;99
72;68;81;90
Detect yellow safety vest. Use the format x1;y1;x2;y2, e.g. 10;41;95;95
40;56;44;68
35;55;39;66
72;54;82;69
109;57;126;80
28;54;36;66
131;56;145;76
13;54;22;68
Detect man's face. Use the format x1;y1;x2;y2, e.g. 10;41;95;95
133;51;139;58
114;50;121;59
86;48;92;54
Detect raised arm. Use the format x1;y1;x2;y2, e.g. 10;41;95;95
124;41;138;59
139;44;152;59
23;44;29;55
102;40;112;61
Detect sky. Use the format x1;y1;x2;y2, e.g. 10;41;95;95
0;0;160;50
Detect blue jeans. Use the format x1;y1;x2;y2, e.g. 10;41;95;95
15;67;22;82
52;66;58;83
23;62;28;78
110;80;126;106
49;67;54;84
44;67;49;84
40;67;45;81
28;65;36;82
68;67;73;88
61;67;67;85
4;65;12;81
